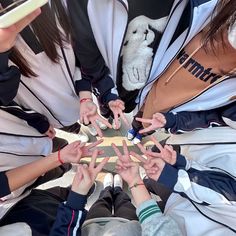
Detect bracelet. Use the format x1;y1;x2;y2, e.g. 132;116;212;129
57;148;64;165
129;182;144;190
80;98;92;104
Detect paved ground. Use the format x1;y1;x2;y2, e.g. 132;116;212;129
38;112;168;208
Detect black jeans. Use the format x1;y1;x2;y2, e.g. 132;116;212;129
86;186;138;221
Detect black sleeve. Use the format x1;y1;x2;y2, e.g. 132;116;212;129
67;0;118;105
1;101;50;134
0;51;21;106
0;171;11;198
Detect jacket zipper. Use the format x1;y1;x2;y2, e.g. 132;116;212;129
169;76;234;112
138;0;188;109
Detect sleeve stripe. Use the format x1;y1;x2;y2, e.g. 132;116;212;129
138;205;161;223
73;210;82;236
67;210;75;236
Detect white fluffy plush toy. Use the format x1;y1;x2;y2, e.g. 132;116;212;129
121;15;168;91
228;20;236;49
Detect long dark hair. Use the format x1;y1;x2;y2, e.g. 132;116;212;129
203;0;236;48
10;0;72;77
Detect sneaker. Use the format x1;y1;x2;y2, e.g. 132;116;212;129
132;133;143;144
112;118;121;130
97;119;108;130
114;174;123;189
87;124;98;136
103;173;113;189
127;128;137;141
77;130;89;143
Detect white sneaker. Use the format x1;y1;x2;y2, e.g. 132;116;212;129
132;133;143;145
112;118;121;129
103;173;113;189
97;119;108;130
114;174;123;189
87;124;98;136
77;130;89;143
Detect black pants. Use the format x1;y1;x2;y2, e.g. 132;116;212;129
86;186;138;221
0;187;69;236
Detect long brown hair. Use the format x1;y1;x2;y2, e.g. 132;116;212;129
10;0;72;77
203;0;236;49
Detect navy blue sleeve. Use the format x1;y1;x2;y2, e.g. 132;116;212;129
163;108;225;134
0;171;11;198
0;51;21;106
1;101;50;134
67;0;118;105
50;191;87;236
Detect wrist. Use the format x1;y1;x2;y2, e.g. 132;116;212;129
57;149;64;165
79;91;92;100
80;97;93;104
128;177;143;189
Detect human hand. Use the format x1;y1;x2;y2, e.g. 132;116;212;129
80;139;105;157
143;158;165;181
0;9;41;53
108;99;128;129
112;140;142;186
136;113;166;134
71;150;109;195
45;125;56;139
136;136;177;165
80;100;112;138
59;141;83;164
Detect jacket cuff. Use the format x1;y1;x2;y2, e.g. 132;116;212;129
66;191;87;210
157;164;178;190
164;112;176;130
0;171;11;198
75;78;92;94
136;199;162;224
0;50;10;73
173;153;187;169
31;116;50;134
103;92;119;105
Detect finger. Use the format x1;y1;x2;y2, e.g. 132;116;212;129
113;112;119;130
15;9;41;33
97;116;112;129
122;162;137;168
86;139;104;149
136;143;147;154
89;149;99;169
111;143;122;158
119;112;129;127
135;117;153;124
80;166;90;182
91;119;103;138
130;151;147;163
164;145;174;153
122;140;129;157
83;115;90;126
150;136;164;152
139;125;155;134
95;157;109;173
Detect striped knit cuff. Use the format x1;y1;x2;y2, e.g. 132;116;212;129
137;199;161;224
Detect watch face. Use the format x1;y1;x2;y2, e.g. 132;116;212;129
0;0;28;16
